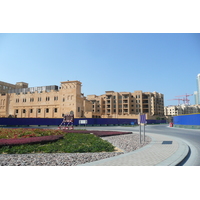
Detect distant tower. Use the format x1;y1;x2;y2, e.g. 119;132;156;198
194;91;198;105
196;74;200;104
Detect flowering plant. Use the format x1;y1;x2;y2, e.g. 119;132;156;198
0;128;63;139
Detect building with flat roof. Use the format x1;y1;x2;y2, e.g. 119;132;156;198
87;90;164;119
164;104;200;122
0;80;93;118
0;80;165;119
0;81;28;94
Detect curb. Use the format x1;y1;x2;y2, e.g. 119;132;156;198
156;137;190;166
79;133;190;166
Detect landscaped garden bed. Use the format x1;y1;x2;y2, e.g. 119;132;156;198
0;135;64;146
0;128;64;139
62;129;132;137
0;128;116;154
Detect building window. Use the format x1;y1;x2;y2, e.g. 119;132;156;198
23;98;26;102
38;109;41;113
23;109;26;113
46;97;50;101
54;96;58;101
46;108;49;113
30;109;33;113
63;98;65;102
78;107;80;112
16;99;19;103
15;109;18;114
38;97;42;101
30;98;34;102
54;108;58;113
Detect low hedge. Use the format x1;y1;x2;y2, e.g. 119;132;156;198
0;135;64;147
0;133;115;154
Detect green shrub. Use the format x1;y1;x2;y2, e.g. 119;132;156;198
0;133;115;154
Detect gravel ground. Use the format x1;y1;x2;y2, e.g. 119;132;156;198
0;133;151;166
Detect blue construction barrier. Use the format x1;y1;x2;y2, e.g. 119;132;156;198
173;114;200;125
0;117;166;127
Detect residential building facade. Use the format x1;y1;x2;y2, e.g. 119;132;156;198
87;90;164;119
0;80;93;118
0;80;165;119
164;104;200;116
0;81;28;94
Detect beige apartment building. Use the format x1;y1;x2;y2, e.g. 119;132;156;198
87;90;164;120
164;104;200;116
0;80;164;119
0;81;28;94
0;80;93;118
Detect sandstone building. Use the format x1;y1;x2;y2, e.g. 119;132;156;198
0;80;92;118
87;90;164;119
0;81;28;94
164;104;200;116
0;80;164;119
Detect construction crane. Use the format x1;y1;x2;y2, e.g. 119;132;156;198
175;94;193;105
168;98;184;105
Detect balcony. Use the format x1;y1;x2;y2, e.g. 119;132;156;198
143;105;148;108
143;109;149;113
143;100;148;104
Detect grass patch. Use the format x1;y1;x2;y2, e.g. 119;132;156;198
0;133;115;154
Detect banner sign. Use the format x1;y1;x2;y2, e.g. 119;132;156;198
79;120;88;125
138;114;146;124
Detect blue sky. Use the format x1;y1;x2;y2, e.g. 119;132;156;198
0;33;200;106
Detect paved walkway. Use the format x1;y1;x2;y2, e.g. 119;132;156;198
79;132;189;166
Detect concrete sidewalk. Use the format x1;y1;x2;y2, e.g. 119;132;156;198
79;133;189;166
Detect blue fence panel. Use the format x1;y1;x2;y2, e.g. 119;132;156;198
173;114;200;125
0;117;166;126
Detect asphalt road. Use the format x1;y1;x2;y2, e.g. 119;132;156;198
82;124;200;166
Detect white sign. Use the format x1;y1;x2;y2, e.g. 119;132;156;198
79;120;88;125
